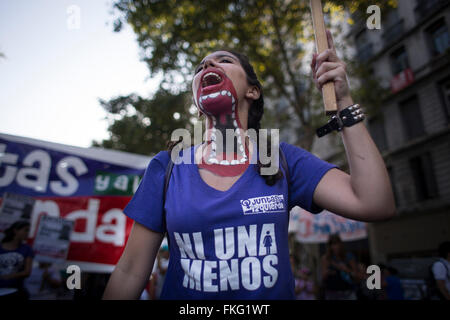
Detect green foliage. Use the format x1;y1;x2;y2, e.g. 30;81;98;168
96;0;395;154
92;89;192;155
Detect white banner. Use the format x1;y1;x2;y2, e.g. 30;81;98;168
288;207;367;243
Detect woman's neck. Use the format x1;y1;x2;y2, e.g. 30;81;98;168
204;113;248;165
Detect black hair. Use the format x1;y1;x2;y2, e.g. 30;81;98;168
168;49;283;186
327;233;342;245
325;234;345;261
1;220;30;243
379;264;398;275
438;241;450;258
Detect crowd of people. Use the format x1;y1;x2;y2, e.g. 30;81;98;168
289;235;450;301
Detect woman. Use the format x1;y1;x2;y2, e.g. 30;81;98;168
0;221;34;299
320;234;358;300
103;30;395;300
295;267;316;300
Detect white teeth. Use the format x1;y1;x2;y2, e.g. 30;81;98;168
227;92;231;97
221;90;227;96
209;92;220;98
220;160;230;165
232;96;235;104
231;159;239;165
208;158;219;164
204;72;221;80
233;120;238;128
240;157;247;163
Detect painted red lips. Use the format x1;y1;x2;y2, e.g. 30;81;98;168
198;68;227;95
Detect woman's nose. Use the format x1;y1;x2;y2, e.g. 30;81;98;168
203;58;216;69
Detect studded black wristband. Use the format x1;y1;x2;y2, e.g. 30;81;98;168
316;115;342;138
316;104;365;138
339;104;365;127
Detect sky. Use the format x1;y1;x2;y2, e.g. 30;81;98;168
0;0;161;148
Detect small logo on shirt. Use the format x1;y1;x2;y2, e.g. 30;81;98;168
240;195;285;215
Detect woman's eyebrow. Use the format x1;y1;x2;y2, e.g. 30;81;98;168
199;54;237;66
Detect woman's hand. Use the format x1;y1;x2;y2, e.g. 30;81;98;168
311;29;352;110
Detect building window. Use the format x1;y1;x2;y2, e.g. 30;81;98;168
382;9;404;47
426;19;450;56
369;116;388;152
415;0;449;22
390;47;410;75
399;96;425;140
440;78;450;120
409;153;438;202
387;166;399;206
355;30;373;62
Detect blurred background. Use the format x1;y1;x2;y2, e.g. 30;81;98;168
0;0;449;300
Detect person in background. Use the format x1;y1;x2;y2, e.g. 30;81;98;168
380;264;404;300
25;261;63;300
146;242;170;300
290;254;301;299
295;267;316;300
321;234;358;300
154;243;169;299
0;221;34;299
429;241;450;300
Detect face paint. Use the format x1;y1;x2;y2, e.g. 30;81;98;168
196;67;250;177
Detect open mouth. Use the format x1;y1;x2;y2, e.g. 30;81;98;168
201;72;223;88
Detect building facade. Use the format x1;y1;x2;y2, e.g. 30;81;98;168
347;0;450;271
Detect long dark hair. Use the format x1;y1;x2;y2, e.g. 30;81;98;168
325;234;348;263
1;220;30;244
168;49;283;186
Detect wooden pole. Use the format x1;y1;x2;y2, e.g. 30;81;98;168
310;0;338;115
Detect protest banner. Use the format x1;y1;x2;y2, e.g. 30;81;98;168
0;133;151;272
289;206;367;243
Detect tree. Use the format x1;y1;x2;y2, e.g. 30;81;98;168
93;89;192;155
96;0;395;155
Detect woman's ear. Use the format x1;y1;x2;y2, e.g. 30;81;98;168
245;85;261;101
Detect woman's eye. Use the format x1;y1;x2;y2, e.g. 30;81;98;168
195;66;203;74
221;59;232;63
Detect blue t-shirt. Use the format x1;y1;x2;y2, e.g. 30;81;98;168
385;276;404;300
124;142;337;299
0;243;34;289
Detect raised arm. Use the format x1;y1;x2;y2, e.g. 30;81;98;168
311;30;396;222
103;221;164;300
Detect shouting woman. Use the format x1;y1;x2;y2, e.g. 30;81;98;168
103;30;395;300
